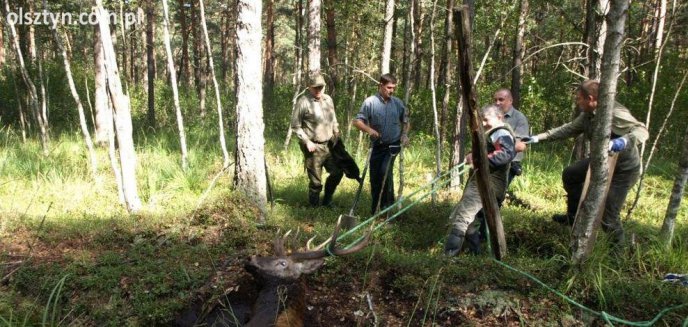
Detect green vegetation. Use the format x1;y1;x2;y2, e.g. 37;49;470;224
1;80;686;325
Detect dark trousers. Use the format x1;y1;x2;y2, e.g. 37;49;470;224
369;144;399;214
300;143;344;205
562;149;641;243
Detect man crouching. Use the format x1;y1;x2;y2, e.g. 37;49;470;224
444;104;517;256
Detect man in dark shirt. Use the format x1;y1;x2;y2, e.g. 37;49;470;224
352;74;410;214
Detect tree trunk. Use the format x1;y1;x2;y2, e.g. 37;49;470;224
162;0;189;170
96;1;143;213
94;25;112;146
5;0;48;154
199;0;231;167
439;0;454;147
570;0;627;264
264;0;275;93
399;0;415;200
324;0;338;94
283;0;305;150
191;0;208;117
450;94;467;189
27;0;36;64
146;0;156;129
456;5;507;259
661;124;688;247
235;0;268;222
429;0;440;204
0;16;5;67
380;0;395;75
511;0;528;109
593;0;610;79
178;0;191;86
412;0;424;89
45;2;99;181
307;0;321;75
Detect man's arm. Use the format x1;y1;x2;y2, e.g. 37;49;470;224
353;119;380;139
535;112;585;142
291;97;317;152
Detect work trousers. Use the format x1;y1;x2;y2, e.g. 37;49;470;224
300;142;344;205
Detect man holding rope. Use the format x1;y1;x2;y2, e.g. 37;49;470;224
353;74;410;215
523;80;648;245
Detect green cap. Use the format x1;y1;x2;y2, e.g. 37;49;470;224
308;74;326;87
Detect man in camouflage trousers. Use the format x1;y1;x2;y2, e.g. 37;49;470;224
523;80;649;244
291;74;344;207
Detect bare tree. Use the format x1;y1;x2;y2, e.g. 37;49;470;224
307;0;321;75
44;0;98;182
146;0;156;128
264;0;276;93
511;0;528;109
570;0;627;264
96;0;143;212
438;0;454;147
234;0;268;222
94;25;112;146
380;0;395;74
199;0;231;167
4;0;48;154
429;0;440;204
162;0;189;170
661;123;688;247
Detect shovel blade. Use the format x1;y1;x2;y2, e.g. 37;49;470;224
341;214;358;230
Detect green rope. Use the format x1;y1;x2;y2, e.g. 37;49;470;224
491;257;688;326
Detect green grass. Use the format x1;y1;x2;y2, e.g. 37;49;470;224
1;103;688;325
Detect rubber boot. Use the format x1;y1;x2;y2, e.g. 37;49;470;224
308;191;320;207
321;191;334;208
444;229;466;257
466;232;481;255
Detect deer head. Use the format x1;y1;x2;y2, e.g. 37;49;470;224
246;215;372;281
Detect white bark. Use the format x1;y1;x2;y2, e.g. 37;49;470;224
429;0;440;204
199;0;230;167
307;0;321;75
380;0;395;75
96;2;142;212
94;25;112;145
594;0;610;78
162;0;189;170
235;0;268;221
571;0;628;264
661;124;688;247
5;0;48;154
44;1;99;182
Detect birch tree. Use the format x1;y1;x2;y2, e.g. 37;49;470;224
44;1;98;181
162;0;189;170
234;0;268;221
96;1;143;212
93;25;112;146
146;0;156;128
307;0;321;75
380;0;395;74
661;124;688;247
571;0;627;264
4;0;48;155
429;0;440;204
199;0;231;167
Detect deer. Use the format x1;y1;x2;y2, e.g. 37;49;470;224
174;216;372;327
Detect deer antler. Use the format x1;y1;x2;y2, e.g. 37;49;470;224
290;215;373;261
273;230;292;256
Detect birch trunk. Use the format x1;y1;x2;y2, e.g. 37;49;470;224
234;0;268;222
4;0;48;154
45;1;99;181
571;0;627;264
661;124;688;247
429;0;440;204
96;2;142;213
380;0;395;75
162;0;189;170
307;0;321;75
94;25;112;146
439;0;454;147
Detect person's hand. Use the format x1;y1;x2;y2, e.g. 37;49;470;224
368;129;380;140
401;133;409;146
608;137;628;153
521;135;539;144
515;140;527;153
306;140;317;152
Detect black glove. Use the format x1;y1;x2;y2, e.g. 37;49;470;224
510;161;523;176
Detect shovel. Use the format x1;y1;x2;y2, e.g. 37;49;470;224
341;146;373;229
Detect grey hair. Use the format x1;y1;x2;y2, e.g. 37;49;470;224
480;104;503;118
